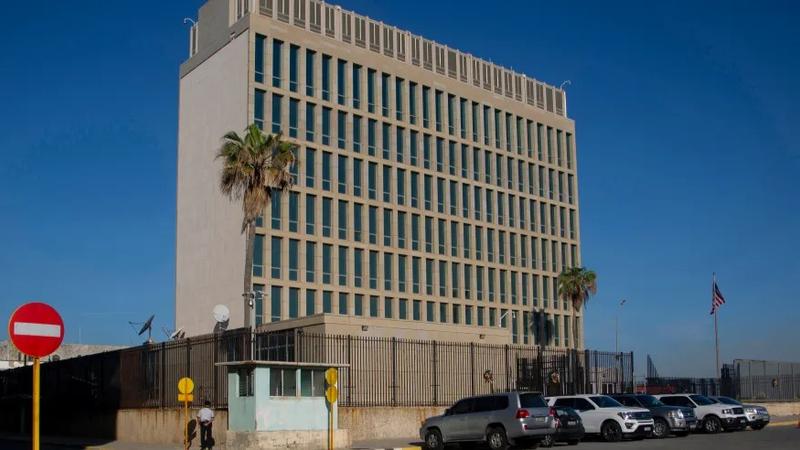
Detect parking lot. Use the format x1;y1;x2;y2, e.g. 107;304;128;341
352;425;799;450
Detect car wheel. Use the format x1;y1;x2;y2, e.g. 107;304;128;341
703;415;722;434
652;418;670;438
486;426;509;450
601;420;623;442
540;434;554;448
750;423;766;431
423;428;444;450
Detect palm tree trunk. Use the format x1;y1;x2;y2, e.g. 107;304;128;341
243;221;256;329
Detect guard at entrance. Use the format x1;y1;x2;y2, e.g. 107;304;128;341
197;401;215;449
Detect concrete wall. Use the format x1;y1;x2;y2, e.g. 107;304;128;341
760;401;800;417
339;406;445;442
175;30;249;336
116;409;228;445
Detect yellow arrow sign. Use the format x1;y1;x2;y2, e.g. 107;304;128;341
178;377;194;394
325;386;338;404
325;368;338;386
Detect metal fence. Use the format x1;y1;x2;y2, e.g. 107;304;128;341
254;330;633;406
641;377;723;397
1;327;633;414
728;359;800;401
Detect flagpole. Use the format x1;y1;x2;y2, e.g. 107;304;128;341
713;273;720;377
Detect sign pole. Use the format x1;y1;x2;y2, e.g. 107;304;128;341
328;405;333;450
184;397;188;450
33;357;40;450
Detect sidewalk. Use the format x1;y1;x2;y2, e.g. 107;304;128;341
350;437;422;450
0;433;185;450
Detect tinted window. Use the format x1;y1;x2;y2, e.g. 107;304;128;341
474;396;496;412
661;396;693;408
717;397;741;406
520;393;547;408
690;395;715;406
553;398;574;408
450;399;473;415
494;395;510;410
573;398;595;411
635;395;664;407
555;407;577;418
590;396;624;408
612;396;639;407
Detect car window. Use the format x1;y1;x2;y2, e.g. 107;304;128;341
635;395;664;407
690;395;715;406
661;396;693;408
493;395;509;410
573;398;595;411
590;396;624;408
555;407;574;417
450;399;473;415
613;396;638;407
520;393;547;408
718;397;741;405
554;398;574;408
474;396;495;412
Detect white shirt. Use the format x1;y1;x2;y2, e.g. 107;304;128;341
197;407;214;424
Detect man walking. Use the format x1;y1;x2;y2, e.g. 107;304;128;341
197;400;215;450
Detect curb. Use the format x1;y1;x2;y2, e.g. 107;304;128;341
768;420;798;427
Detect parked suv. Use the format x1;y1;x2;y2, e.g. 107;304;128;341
710;396;770;430
540;406;585;447
655;394;747;433
546;395;654;442
420;392;556;450
610;394;696;438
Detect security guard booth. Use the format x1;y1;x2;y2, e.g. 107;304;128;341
219;361;350;449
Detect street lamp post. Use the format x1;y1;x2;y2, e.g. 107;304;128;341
615;299;627;354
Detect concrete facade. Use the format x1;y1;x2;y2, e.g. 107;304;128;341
177;0;583;348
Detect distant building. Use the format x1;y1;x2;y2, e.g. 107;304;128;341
0;340;123;370
176;0;582;347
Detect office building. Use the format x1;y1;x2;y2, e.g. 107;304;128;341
176;0;581;347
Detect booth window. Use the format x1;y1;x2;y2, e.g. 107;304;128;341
300;369;326;397
238;368;254;397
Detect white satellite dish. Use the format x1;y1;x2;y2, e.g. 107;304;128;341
169;328;185;340
213;304;230;323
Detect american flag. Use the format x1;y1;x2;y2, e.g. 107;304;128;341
710;281;726;315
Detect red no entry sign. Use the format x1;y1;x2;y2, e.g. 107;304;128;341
8;302;64;358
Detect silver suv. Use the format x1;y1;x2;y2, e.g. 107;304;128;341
420;392;556;450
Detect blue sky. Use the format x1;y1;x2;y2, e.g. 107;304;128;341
0;0;797;377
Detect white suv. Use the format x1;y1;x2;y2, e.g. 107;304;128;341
655;394;747;433
546;395;654;442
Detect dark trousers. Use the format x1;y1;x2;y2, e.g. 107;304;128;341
200;422;213;449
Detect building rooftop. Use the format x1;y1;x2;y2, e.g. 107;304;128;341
188;0;569;118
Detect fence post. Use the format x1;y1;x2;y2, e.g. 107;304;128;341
470;342;475;396
160;342;166;408
346;335;352;405
212;333;218;407
432;341;438;406
392;337;397;407
186;337;191;379
629;352;634;393
505;345;511;391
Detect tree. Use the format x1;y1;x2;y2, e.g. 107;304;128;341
217;124;297;328
557;267;597;349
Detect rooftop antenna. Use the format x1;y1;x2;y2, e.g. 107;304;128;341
213;304;231;334
129;314;155;344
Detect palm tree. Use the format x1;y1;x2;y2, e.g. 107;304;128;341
217;124;297;328
557;267;597;349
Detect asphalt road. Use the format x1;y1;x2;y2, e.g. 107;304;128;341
352;425;799;450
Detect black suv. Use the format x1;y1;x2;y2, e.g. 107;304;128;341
610;394;697;438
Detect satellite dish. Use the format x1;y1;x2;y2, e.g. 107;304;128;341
213;304;230;333
170;328;185;340
138;315;155;336
213;305;230;323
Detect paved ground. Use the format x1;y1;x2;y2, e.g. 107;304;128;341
351;422;799;450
